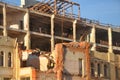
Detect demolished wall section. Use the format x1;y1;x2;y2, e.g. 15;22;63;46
53;42;91;80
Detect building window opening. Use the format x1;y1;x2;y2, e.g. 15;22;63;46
98;63;100;77
20;20;23;30
0;51;4;66
0;14;3;25
104;64;108;77
79;59;82;76
115;67;118;79
91;63;95;77
8;52;11;67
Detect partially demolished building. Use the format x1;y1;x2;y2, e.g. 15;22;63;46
0;0;120;80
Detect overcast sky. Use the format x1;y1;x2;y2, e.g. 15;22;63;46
4;0;120;26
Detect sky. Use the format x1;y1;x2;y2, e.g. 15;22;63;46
74;0;120;26
3;0;120;26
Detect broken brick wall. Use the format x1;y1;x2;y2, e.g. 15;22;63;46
54;42;91;80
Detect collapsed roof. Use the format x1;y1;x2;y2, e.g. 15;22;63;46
25;0;80;19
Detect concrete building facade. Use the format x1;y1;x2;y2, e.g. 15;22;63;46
0;0;120;80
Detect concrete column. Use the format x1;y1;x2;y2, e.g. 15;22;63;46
73;20;77;42
94;62;98;77
3;51;6;67
51;15;55;52
5;53;8;67
20;0;37;7
90;25;96;51
108;27;116;80
54;0;57;14
78;6;80;19
24;9;31;49
14;43;20;80
82;59;85;77
86;34;90;42
3;4;7;36
100;63;104;78
108;28;113;53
